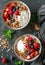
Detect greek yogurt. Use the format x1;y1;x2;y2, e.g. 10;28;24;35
17;40;25;52
18;11;29;26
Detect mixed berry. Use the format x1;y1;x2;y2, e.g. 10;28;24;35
15;34;40;60
2;1;29;28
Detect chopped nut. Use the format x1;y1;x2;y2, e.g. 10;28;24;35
1;55;3;58
6;49;10;52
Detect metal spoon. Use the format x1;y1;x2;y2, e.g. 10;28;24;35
34;23;44;43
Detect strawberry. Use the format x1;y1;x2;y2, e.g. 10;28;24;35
26;55;30;60
34;51;39;56
2;58;7;63
10;3;16;7
8;9;13;14
6;17;10;21
30;48;35;53
30;52;34;59
33;43;40;50
5;7;9;12
8;5;12;10
27;37;33;42
3;12;8;18
25;44;30;49
14;10;19;16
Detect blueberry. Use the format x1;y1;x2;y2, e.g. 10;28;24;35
9;14;13;19
16;6;19;10
31;45;34;48
11;18;15;22
29;41;34;45
12;6;16;13
10;56;16;61
27;51;31;55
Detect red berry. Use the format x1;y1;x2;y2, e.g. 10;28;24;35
28;37;33;42
3;12;8;18
6;17;10;21
14;10;19;16
8;9;13;14
8;5;12;10
33;43;40;50
25;44;30;49
5;7;9;12
34;51;39;56
2;58;7;63
30;52;34;59
30;48;35;53
26;55;30;60
10;3;16;7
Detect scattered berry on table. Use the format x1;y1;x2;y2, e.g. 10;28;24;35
2;58;7;63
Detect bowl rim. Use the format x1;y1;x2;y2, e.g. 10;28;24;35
2;1;31;30
13;34;42;62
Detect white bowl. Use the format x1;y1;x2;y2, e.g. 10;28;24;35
14;34;42;62
2;1;31;30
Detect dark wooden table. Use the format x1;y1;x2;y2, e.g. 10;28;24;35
0;0;45;65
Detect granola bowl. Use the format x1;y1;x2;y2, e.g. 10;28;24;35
2;1;31;30
14;34;42;62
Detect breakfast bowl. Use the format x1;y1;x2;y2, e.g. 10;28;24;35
2;1;31;30
13;34;42;62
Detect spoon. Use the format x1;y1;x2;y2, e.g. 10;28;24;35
34;23;44;43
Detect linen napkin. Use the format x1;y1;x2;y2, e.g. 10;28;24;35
37;5;45;42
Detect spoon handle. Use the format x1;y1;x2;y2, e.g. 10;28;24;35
38;31;45;43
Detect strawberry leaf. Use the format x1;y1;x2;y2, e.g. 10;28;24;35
3;30;14;40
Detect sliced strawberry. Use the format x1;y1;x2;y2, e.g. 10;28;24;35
3;12;8;18
14;10;19;16
33;43;40;50
8;9;13;14
10;3;16;7
5;7;9;12
5;5;12;12
6;17;10;21
27;36;33;42
25;44;30;49
30;52;34;59
26;55;30;60
30;48;35;53
34;51;39;57
8;5;12;10
2;58;7;63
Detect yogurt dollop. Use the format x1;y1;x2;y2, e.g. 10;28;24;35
18;11;29;26
17;40;25;52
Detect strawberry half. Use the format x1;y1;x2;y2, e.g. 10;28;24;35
33;43;40;50
30;48;35;53
2;58;7;63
